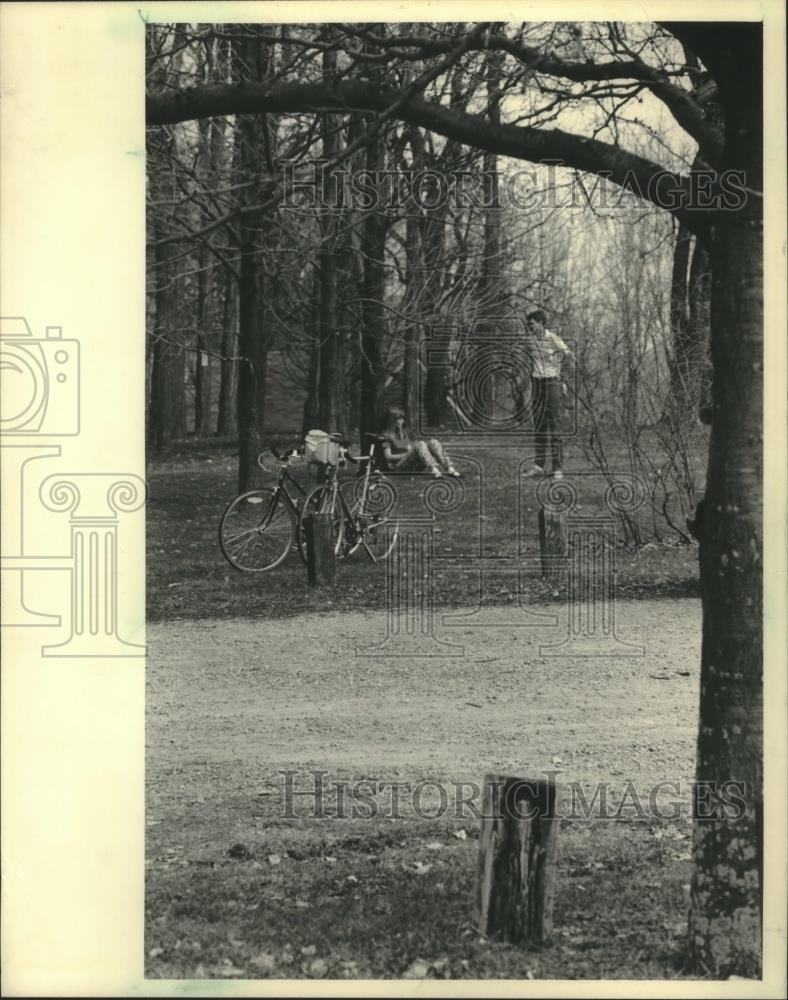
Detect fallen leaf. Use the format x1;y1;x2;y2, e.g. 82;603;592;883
413;861;432;875
307;958;328;978
267;853;282;866
301;945;317;956
250;952;276;974
402;959;431;979
425;841;444;851
453;829;468;841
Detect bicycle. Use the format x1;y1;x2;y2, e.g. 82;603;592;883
218;442;309;572
299;434;399;563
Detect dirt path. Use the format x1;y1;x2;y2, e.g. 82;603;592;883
147;599;701;813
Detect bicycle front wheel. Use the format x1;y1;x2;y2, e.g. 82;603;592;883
219;489;295;572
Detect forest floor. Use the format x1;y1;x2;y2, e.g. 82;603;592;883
147;435;702;623
146;436;708;981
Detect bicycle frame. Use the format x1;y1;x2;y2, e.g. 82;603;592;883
273;463;308;515
312;445;396;561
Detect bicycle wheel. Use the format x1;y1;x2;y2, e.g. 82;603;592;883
219;489;295;572
298;484;345;557
353;478;399;563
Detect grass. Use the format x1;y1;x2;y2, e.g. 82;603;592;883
146;431;706;981
146;433;702;624
146;800;696;980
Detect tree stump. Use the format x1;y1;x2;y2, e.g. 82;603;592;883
475;774;559;946
538;506;567;579
304;512;335;587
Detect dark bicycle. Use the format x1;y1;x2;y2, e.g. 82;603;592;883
298;434;399;563
218;442;308;572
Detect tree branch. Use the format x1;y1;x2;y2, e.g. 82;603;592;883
147;79;712;236
338;25;723;164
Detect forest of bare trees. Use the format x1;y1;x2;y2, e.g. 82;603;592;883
146;21;763;977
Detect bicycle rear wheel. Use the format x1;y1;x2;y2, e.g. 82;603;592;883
219;489;295;572
298;484;345;556
353;478;399;562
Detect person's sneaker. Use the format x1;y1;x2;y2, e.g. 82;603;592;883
523;464;545;478
447;467;461;478
431;468;442;478
552;469;564;480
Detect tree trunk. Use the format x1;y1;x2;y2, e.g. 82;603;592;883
689;238;713;424
666;220;693;415
302;266;321;434
149;231;184;451
419;80;465;429
236;234;267;492
316;42;346;435
194;334;208;435
474;48;506;423
687;30;763;977
194;241;210;436
215;275;236;436
359;133;388;443
402;173;423;427
233;29;271;492
422;197;452;428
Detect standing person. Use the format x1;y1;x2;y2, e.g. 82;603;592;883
380;408;461;478
522;309;572;479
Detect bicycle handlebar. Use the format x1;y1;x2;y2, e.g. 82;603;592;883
261;437;375;470
268;441;302;462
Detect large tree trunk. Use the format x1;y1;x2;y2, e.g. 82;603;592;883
421;74;466;429
474;48;506;424
689;238;713;424
687;27;763;977
236;231;267;492
666;220;693;414
302;265;321;434
234;29;271;492
316;41;346;434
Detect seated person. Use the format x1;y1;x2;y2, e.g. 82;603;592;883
379;408;460;478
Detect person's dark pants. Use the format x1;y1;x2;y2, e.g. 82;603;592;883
531;377;563;471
